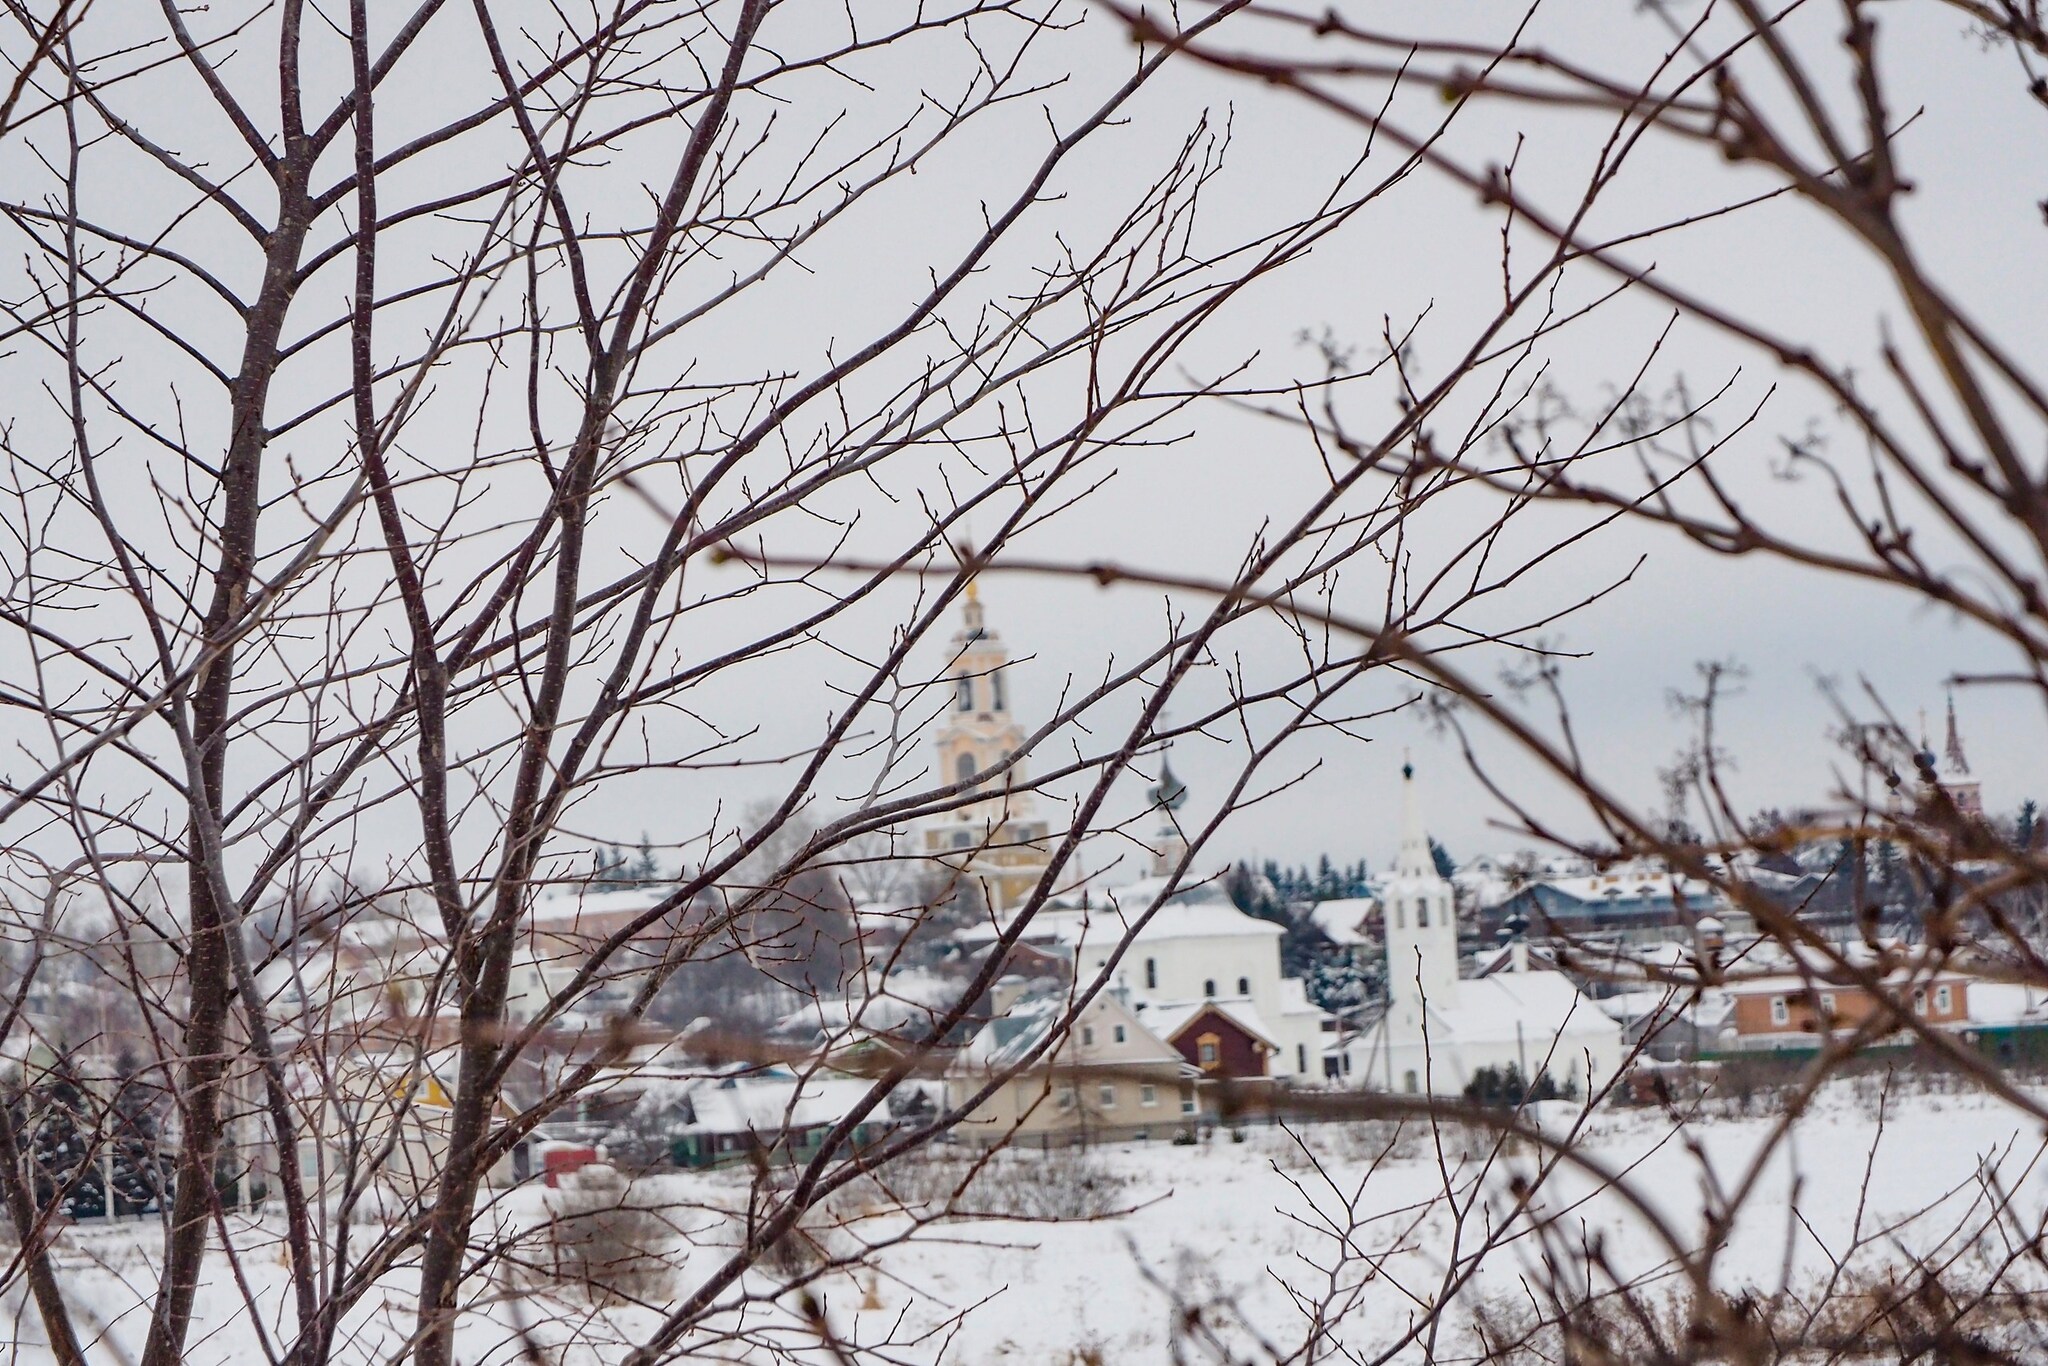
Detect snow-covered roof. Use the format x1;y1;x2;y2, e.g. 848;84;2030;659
1429;969;1620;1051
678;1067;878;1137
1520;867;1720;908
1966;982;2048;1028
959;989;1065;1070
773;971;966;1042
1454;866;1518;911
1101;874;1231;909
1137;997;1278;1050
954;982;1183;1075
528;885;674;928
1725;965;1972;997
1306;897;1374;946
1596;986;1734;1032
960;895;1283;951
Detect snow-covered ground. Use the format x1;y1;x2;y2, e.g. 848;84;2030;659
15;1083;2048;1364
838;1087;2048;1361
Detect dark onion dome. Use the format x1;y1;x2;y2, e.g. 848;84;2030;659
1149;753;1188;811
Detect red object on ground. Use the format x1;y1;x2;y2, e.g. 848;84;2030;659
542;1145;598;1187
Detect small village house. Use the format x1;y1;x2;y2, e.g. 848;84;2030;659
946;980;1195;1146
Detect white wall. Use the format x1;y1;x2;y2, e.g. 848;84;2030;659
1364;1019;1625;1098
1078;925;1333;1079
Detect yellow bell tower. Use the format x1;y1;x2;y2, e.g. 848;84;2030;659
923;584;1051;913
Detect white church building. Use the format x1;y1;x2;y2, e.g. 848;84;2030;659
1352;764;1625;1097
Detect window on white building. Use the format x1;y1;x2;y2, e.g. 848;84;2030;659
1237;976;1250;996
1056;1085;1076;1109
1296;1044;1308;1073
1145;958;1157;990
1418;901;1429;928
1139;1083;1158;1106
1402;1069;1418;1094
1097;1083;1117;1109
1081;1026;1094;1046
1113;1025;1126;1043
1203;978;1216;997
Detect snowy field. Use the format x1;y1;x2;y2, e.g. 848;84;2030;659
15;1083;2048;1364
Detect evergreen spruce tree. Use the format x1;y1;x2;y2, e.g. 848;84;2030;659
1315;854;1339;899
27;1066;105;1219
1304;956;1368;1012
109;1057;166;1216
629;834;662;884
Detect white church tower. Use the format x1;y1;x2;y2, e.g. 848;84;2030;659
1352;759;1625;1096
1382;760;1458;1039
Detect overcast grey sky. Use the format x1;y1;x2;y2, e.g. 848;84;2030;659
679;0;2048;870
5;0;2041;890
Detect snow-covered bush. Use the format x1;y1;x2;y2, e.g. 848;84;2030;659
531;1164;677;1305
861;1144;1136;1221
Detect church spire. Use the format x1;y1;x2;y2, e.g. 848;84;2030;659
1394;753;1433;880
1383;756;1459;1033
961;576;985;640
1944;689;1971;777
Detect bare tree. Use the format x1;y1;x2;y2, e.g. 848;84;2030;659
1030;2;2048;1360
13;0;2041;1361
0;1;1610;1363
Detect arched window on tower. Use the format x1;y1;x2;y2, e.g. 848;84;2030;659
955;675;974;711
1394;900;1404;930
955;751;977;786
991;666;1007;712
1418;901;1429;928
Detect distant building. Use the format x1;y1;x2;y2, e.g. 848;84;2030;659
1482;858;1793;950
1304;895;1375;969
922;586;1053;913
1923;690;1983;819
945;979;1195;1146
1349;763;1626;1097
1143;998;1279;1082
1700;943;1990;1056
964;881;1335;1083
